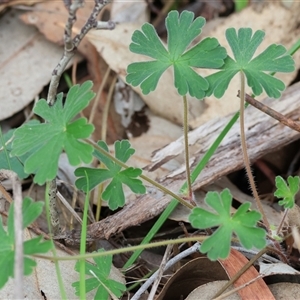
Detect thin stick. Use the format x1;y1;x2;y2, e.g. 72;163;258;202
148;244;173;300
239;72;270;231
239;91;300;133
214;274;263;300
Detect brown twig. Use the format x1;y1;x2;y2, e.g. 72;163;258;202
238;91;300;133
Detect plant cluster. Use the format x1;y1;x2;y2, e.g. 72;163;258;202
0;8;299;300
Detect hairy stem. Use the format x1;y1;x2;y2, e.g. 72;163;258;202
239;72;269;231
182;95;193;199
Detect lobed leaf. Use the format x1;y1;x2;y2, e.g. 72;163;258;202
126;10;226;99
274;176;300;209
72;249;126;299
206;28;295;98
11;81;95;185
189;189;266;260
75;140;146;210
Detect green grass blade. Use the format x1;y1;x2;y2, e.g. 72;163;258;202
79;171;90;299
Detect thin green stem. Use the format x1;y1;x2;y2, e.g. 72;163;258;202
239;72;270;231
79;172;90;299
34;236;208;262
182;95;192;198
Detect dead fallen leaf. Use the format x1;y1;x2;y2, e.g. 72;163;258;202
219;248;275;299
0;0;45;13
0;9;79;121
110;0;148;23
19;1;95;57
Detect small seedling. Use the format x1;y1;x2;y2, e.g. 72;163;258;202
274;175;300;236
75;140;146;210
274;175;300;209
189;189;266;260
72;249;126;300
0;197;52;288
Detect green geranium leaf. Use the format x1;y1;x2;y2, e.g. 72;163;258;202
206;28;295;98
72;249;126;300
126;10;227;99
75;140;146;210
0;197;52;289
189;188;266;260
11;81;95;185
274;176;300;209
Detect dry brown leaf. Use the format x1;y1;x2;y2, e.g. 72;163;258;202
156;257;229;300
19;1;95;57
0;0;45;13
0;9;78;121
219;249;275;299
110;0;148;23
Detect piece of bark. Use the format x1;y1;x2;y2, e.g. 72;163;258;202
79;82;300;241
